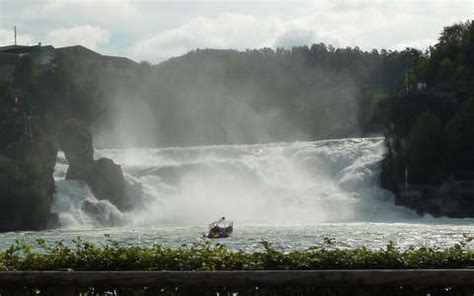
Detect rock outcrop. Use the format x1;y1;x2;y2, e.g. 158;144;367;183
58;119;131;211
0;113;59;232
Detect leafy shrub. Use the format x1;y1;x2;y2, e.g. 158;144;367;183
1;237;473;295
1;237;474;271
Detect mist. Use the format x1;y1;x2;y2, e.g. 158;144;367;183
53;138;418;228
90;47;372;148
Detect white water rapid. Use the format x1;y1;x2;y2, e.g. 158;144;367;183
52;137;418;228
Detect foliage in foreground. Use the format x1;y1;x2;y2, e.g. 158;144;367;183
1;238;474;295
1;237;474;271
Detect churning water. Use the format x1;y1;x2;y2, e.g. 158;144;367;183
58;137;418;226
1;137;473;251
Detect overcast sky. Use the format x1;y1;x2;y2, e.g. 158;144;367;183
0;0;472;63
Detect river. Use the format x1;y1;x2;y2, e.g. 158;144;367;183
2;137;472;251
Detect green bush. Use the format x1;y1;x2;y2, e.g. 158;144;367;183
1;236;474;271
1;237;473;295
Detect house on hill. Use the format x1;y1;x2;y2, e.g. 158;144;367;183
0;44;138;82
55;45;102;60
56;45;138;77
102;55;138;75
0;43;55;66
0;43;55;81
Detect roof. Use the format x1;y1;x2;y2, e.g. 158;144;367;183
56;45;102;59
1;44;138;70
57;46;138;68
0;45;41;54
0;45;27;51
0;44;55;56
102;55;138;66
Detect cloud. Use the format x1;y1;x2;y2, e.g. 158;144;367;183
133;13;279;62
393;38;438;52
132;0;472;63
22;0;140;24
46;25;110;50
2;0;471;61
273;30;321;49
0;27;35;46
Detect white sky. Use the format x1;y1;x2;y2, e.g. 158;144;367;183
0;0;472;63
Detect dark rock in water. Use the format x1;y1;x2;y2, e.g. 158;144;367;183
58;119;94;177
58;119;133;211
88;157;129;211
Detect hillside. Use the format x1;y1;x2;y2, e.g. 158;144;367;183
1;42;420;147
381;21;474;217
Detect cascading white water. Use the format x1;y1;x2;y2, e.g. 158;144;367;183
53;152;125;228
53;137;418;228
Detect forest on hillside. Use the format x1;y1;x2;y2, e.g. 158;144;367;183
382;21;474;190
101;45;423;146
2;37;421;147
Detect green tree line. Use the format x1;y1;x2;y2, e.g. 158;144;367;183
382;20;474;192
2;40;421;147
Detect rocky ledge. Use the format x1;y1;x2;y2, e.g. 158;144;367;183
58;119;133;211
0;113;59;232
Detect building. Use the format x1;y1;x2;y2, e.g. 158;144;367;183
0;43;56;66
0;43;56;82
0;43;138;82
55;45;138;78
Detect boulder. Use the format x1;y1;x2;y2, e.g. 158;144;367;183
87;157;129;211
58;119;131;211
58;119;94;178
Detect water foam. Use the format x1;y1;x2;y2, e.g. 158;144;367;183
53;138;418;228
53;153;125;228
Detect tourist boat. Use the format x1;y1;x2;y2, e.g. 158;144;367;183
208;218;233;239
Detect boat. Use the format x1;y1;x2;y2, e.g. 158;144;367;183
207;217;233;239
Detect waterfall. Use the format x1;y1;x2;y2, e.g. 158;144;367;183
53;137;417;228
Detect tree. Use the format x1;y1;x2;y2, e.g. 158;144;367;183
408;111;445;184
438;57;454;80
445;97;474;169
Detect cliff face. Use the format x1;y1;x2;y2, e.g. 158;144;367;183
0;42;143;231
0;114;59;231
0;113;135;232
382;130;474;218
